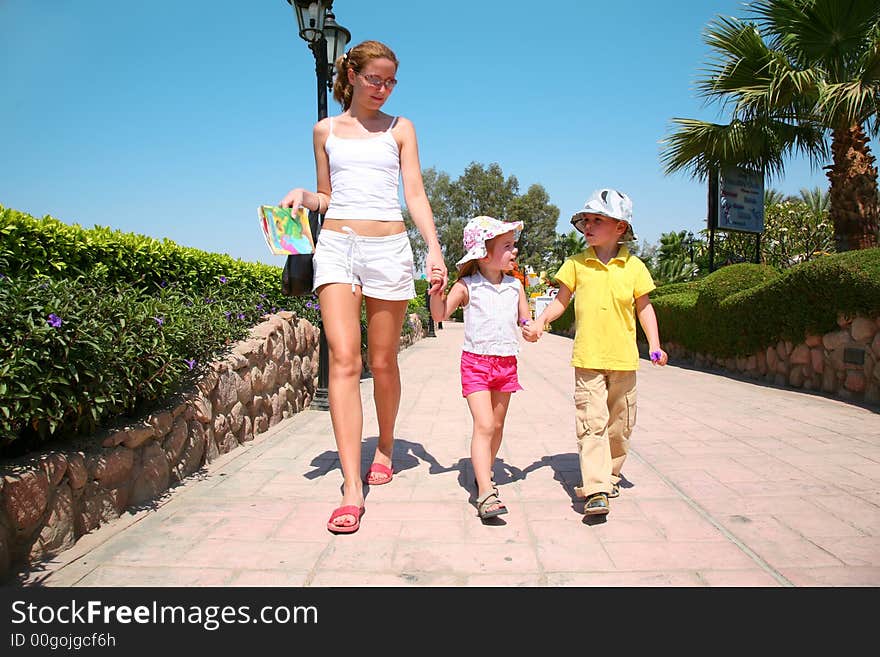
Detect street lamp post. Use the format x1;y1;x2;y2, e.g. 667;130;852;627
287;0;350;411
425;287;436;337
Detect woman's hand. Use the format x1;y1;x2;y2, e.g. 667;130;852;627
426;249;447;295
279;188;304;209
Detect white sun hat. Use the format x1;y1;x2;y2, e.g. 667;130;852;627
571;188;636;242
456;215;524;267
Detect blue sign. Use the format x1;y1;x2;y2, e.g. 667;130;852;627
718;166;764;234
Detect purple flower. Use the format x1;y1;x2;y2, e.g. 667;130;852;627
256;304;264;312
313;303;320;311
224;311;232;319
0;273;5;279
219;276;228;284
271;307;277;313
306;301;313;309
159;280;167;288
237;313;245;320
184;358;196;370
260;293;267;298
153;316;164;326
47;313;62;328
205;297;214;304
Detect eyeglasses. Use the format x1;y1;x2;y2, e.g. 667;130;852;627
359;73;398;90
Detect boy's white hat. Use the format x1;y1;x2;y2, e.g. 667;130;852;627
456;215;524;267
571;188;636;242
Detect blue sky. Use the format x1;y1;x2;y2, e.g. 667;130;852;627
1;0;829;269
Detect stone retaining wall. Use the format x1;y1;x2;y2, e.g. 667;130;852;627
0;311;426;580
660;313;880;405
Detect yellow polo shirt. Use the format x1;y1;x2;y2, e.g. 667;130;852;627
554;246;655;371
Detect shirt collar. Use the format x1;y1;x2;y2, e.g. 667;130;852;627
583;245;631;265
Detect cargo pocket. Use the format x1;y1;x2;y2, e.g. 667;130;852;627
574;390;596;439
624;388;638;432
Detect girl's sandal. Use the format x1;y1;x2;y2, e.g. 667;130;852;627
476;490;508;519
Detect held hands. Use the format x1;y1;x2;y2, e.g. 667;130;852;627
649;347;668;366
427;258;448;296
521;319;544;342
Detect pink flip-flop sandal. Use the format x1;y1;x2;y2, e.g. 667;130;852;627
365;462;393;485
327;505;365;534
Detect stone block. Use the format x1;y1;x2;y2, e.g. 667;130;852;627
2;471;50;534
852;317;876;343
88;447;134;490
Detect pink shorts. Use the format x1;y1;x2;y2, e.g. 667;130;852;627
460;351;523;398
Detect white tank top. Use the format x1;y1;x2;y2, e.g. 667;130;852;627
324;116;404;222
461;271;521;357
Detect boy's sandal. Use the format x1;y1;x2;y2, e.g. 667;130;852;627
476;490;508;519
583;493;609;516
608;483;620;499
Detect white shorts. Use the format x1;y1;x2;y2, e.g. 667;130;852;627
312;226;416;301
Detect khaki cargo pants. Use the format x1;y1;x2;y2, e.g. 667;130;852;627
573;368;638;498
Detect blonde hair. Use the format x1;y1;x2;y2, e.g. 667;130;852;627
332;40;399;110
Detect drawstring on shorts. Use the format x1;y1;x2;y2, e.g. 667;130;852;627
341;226;362;294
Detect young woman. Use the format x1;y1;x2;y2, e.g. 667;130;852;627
279;40;447;533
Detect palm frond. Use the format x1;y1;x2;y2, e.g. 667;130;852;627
817;79;880;127
659;116;827;182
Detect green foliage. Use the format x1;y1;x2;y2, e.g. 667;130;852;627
650;250;880;358
654;230;700;284
651;281;699;299
404;163;559;274
548;297;575;334
0;207;323;456
546;230;586;279
694;263;779;307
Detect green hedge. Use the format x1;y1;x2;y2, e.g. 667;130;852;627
0;205;284;297
549;297;575;334
650;250;880;357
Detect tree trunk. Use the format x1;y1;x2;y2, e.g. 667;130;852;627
826;124;880;251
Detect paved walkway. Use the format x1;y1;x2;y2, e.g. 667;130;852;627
18;322;880;586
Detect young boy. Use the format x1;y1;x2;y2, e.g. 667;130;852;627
524;189;668;516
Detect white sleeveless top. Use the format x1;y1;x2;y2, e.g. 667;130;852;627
324;116;404;222
461;271;521;357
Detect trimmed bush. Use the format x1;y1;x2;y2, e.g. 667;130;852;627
650;251;880;357
0;206;285;299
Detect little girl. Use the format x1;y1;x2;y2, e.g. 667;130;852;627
428;216;534;519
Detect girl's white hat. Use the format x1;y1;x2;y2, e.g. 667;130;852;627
456;215;524;267
571;188;636;242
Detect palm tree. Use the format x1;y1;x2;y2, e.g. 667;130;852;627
655;231;700;284
798;186;829;215
765;188;787;206
660;0;880;251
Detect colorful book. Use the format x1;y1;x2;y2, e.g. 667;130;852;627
258;205;315;256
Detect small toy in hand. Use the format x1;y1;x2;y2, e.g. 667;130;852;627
650;350;662;363
518;318;530;327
